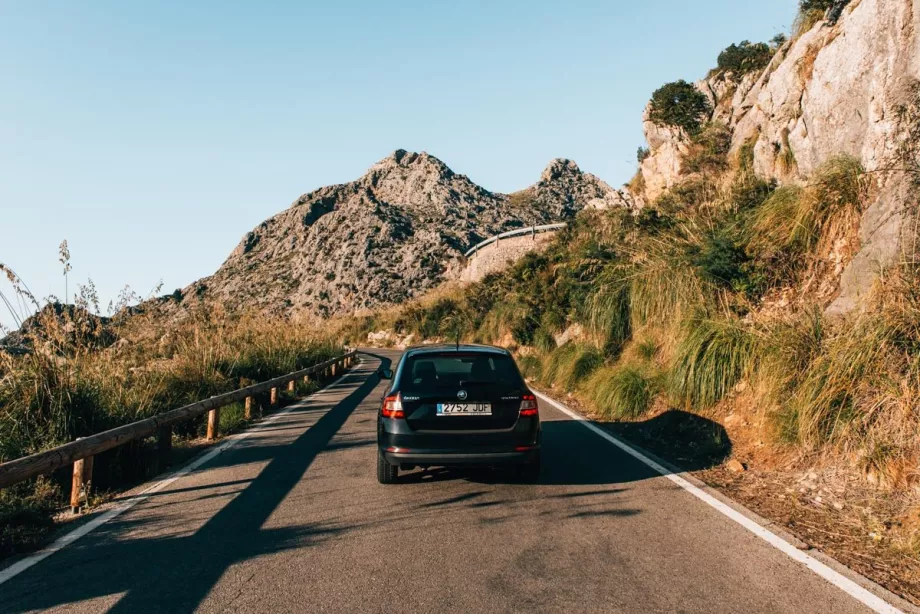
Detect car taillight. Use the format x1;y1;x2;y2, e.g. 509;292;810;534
382;394;405;419
519;394;538;417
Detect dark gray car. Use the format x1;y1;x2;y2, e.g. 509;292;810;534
376;344;541;484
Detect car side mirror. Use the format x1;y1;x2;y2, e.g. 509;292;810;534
377;368;393;380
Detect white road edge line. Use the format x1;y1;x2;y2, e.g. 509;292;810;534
534;391;904;614
0;357;364;587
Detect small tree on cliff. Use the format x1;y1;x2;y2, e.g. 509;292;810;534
648;80;712;135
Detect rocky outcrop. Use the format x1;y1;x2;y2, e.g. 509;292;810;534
636;0;920;313
180;151;631;318
639;116;690;200
532;158;638;211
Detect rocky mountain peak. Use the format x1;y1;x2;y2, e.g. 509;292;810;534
540;158;583;183
177;151;633;319
369;149;454;179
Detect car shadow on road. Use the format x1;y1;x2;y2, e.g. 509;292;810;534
395;409;731;487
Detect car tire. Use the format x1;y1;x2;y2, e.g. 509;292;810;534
377;450;399;484
516;452;541;483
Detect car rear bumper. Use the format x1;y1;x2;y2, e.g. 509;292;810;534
382;448;539;467
379;416;540;468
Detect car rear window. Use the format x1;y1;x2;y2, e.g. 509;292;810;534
399;353;523;394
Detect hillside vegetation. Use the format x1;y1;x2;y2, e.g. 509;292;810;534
345;30;920;584
348;139;918;464
0;268;339;556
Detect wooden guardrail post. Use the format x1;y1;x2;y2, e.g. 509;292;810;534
244;396;254;420
70;452;93;514
287;380;295;393
207;408;220;441
270;387;278;408
157;425;172;471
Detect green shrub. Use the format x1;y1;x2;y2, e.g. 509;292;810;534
637;147;650;163
634;338;659;361
584;277;631;357
683;123;732;175
588;365;654;419
635;206;676;233
757;307;825;405
731;176;776;214
510;312;539;346
671;177;718;208
748;186;807;254
748;155;866;256
629;251;710;328
565;345;605;390
779;320;889;446
648;80;712;134
533;327;557;354
690;229;750;290
669;316;758;409
793;0;848;36
717;41;773;75
542;343;603;390
541;343;579;386
800;0;834;10
539;309;566;335
516;354;543;380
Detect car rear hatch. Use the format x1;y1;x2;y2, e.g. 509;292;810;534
397;352;526;431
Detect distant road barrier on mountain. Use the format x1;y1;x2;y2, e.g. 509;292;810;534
463;223;567;258
0;350;357;512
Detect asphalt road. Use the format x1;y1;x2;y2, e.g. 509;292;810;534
0;349;883;613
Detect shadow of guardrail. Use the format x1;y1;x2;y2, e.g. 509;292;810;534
1;355;392;614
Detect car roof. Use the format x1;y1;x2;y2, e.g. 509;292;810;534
403;343;511;358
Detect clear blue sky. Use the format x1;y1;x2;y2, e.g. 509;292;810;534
0;0;798;329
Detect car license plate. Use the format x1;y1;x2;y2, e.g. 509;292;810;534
437;403;492;416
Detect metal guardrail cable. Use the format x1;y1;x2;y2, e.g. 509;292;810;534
463;223;567;258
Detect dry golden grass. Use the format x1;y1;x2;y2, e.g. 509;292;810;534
0;265;339;555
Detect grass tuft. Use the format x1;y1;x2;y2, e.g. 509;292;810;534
669;316;758;410
542;343;604;391
585;277;631;356
587;364;656;420
779;319;890;447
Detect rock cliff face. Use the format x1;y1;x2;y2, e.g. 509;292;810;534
636;0;920;313
185;150;631;317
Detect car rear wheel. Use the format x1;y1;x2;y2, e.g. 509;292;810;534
377;450;399;484
516;452;541;483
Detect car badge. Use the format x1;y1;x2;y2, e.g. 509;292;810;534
457;390;468;400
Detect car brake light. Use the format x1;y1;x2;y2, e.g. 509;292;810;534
382;394;405;419
519;394;538;417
